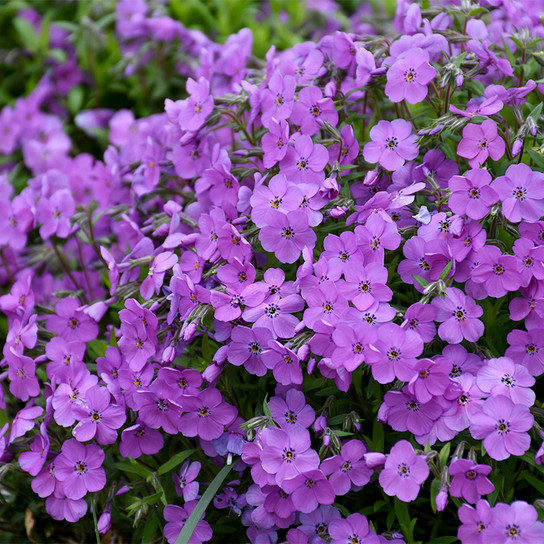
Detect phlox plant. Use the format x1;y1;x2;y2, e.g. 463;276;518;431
3;0;544;543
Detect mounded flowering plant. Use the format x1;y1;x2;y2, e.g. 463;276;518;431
2;1;544;543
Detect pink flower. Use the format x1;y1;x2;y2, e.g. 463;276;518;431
363;119;418;171
385;47;436;104
54;439;106;500
378;440;429;502
457;120;505;168
492;163;544;223
448;169;499;220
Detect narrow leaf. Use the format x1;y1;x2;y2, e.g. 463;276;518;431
157;449;196;476
175;463;233;544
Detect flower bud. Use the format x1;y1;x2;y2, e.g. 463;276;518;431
363;452;386;469
512;139;523;157
297;344;310;361
436;487;448;512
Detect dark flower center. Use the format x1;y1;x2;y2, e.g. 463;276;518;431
506;524;520;539
285;411;297;424
469;188;480;199
526;344;538;354
397;463;410;477
74;461;87;474
513;187;527;201
283;448;295;462
465;470;478;480
404;68;416;82
199;406;210;417
281;227;294;239
478;139;488;149
296;157;308;170
493;264;504;275
352;343;363;354
68;317;79;329
90;411;101;422
270;197;282;209
248;341;262;354
496;419;510;435
385;137;398;149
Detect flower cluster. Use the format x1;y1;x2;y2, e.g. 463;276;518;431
2;0;544;542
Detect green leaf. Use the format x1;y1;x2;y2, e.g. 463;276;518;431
157;449;196;476
520;470;544;495
262;395;272;418
394;497;416;544
68;86;84;114
528;102;543;122
141;511;159;543
439;260;453;281
528;150;544;170
201;330;211;362
430;478;441;514
13;17;39;52
113;458;152;478
412;275;429;289
439;442;451;468
175;463;233;544
86;339;107;359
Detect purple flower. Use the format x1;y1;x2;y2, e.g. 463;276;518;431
54;439;106;500
457;499;493;543
492;163;544;223
321;440;372;496
179;388;237;441
19;430;50;476
378;440;429;502
36;189;75;239
291;86;338;136
457;120;505;168
279;135;328;183
163;501;212;544
476;357;535;406
506;328;544;377
471;246;522;298
6;351;40;401
73;385;126;445
46;297;99;343
178;77;214;132
119;423;164;458
363;119;418;171
260;427;320;485
469;396;533;460
262;120;291;168
242;294;304;339
173;460;201;501
268;389;315;430
449;459;494;504
328;512;379;544
484;501;544;544
140;251;178;299
261;340;302;385
281;470;335;513
250;174;303;228
366;323;423;383
431;287;484;344
261;73;296;127
227;326;273;377
406;357;451;403
385;47;436;104
448;169;499;220
380;390;442;437
259;210;317;264
401;302;437;343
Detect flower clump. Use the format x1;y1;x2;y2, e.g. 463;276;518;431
2;0;544;542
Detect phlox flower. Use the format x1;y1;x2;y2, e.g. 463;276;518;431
291;86;338;136
476;356;535;406
469;396;533;460
268;389;315;430
385;47;436;104
260;427;320;485
281;470;335;514
449;459;494;504
506;328;544;376
471;245;522;298
119;423;164;458
457;499;493;543
448;168;499;220
163;501;212;544
363;119;418;171
431;287;484;344
457;119;505;168
321;440;372;496
54;439;106;500
280;134;328;183
259;210;317;264
492;163;544;223
378;440;429;502
227;326;273;377
179;388;237;441
261;340;302;385
298;505;341;544
329;512;380;544
484;501;544;544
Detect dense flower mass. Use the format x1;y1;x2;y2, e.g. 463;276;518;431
2;0;544;543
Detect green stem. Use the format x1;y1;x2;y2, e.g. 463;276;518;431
91;495;101;544
52;242;89;304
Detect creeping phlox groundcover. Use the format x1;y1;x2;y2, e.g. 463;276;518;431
3;0;544;543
